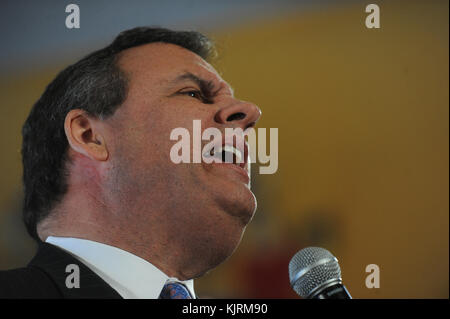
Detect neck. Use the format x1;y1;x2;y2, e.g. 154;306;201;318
37;184;208;281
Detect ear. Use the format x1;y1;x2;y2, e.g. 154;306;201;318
64;109;108;161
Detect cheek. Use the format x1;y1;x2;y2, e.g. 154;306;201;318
118;100;216;182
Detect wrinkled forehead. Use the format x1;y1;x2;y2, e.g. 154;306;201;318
117;42;228;91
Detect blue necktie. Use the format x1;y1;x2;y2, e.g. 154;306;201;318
159;282;193;299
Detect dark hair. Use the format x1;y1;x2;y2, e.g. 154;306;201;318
21;27;215;242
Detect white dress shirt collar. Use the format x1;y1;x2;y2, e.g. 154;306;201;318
45;236;195;299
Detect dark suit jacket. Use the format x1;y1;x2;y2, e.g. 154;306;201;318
0;243;122;299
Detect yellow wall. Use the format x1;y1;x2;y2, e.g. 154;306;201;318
200;0;449;298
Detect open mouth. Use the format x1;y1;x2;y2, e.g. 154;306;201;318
203;144;247;169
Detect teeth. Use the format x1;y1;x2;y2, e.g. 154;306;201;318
222;145;242;164
204;145;243;164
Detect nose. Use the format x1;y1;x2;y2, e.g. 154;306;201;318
214;99;261;130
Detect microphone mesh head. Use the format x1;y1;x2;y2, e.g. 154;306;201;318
289;247;342;298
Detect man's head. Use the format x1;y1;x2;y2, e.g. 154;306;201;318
22;27;261;279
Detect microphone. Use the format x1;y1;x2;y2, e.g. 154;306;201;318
289;247;352;299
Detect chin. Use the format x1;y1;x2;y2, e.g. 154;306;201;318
240;190;257;225
220;185;257;227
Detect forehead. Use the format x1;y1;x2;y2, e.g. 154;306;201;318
117;42;226;89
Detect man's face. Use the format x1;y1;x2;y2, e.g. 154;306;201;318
103;43;261;277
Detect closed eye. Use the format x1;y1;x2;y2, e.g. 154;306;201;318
182;90;203;99
180;90;213;104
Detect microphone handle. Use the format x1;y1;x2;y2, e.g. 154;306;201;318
310;283;352;299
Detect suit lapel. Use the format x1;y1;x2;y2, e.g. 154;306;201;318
28;243;122;299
